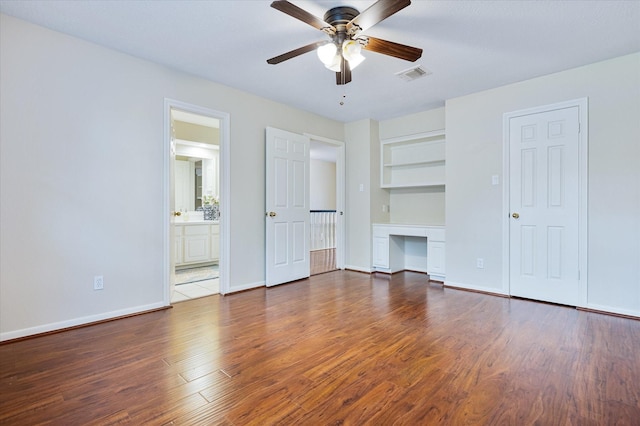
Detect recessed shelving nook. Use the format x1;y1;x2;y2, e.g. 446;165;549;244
380;129;446;188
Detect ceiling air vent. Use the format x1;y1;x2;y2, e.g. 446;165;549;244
395;65;431;82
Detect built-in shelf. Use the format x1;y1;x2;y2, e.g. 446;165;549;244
380;129;446;188
383;159;446;168
382;182;446;189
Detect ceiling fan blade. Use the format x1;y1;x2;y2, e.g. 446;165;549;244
346;0;411;33
267;41;324;64
336;57;352;85
271;0;335;33
362;36;422;62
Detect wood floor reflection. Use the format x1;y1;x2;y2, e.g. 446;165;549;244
310;248;336;275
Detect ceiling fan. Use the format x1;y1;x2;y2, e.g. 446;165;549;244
267;0;423;85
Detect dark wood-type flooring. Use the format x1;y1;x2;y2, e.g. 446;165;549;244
1;271;639;425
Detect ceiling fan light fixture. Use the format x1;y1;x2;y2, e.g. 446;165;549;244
325;55;342;72
317;42;338;66
342;39;365;69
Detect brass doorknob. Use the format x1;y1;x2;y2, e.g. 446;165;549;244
172;211;182;217
267;212;276;217
512;212;520;219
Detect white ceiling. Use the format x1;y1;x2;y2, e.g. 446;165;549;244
1;0;639;123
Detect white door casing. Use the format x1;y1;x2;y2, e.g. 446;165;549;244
164;99;230;303
305;133;346;270
266;127;310;287
334;142;345;270
168;116;178;300
504;100;588;306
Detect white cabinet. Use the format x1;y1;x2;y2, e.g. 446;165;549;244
372;224;445;281
427;241;446;277
380;130;445;188
210;224;220;262
373;236;390;269
175;223;219;267
183;225;210;263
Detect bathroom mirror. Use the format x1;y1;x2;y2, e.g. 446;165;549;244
174;140;219;212
171;110;221;213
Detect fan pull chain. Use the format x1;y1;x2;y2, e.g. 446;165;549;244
339;83;348;106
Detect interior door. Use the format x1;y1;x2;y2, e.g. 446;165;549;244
265;127;310;287
509;106;580;305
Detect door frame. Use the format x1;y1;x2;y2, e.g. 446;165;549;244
305;133;346;270
501;98;588;306
163;99;231;304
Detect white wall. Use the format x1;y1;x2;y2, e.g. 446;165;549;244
369;120;386;226
310;159;336;210
445;53;640;316
379;107;446;140
345;119;388;271
388;188;446;225
0;14;344;340
379;107;446;225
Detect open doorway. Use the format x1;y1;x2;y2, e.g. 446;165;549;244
171;110;220;302
309;137;344;275
164;100;230;304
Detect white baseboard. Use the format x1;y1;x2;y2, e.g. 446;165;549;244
443;284;640;319
584;303;640;318
344;265;373;273
444;280;508;296
0;301;167;342
226;280;265;294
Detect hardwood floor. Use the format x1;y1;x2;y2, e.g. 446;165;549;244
310;248;337;275
1;271;639;425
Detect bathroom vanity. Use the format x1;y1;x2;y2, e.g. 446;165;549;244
174;220;220;268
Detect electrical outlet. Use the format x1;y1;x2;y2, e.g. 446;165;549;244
94;275;104;290
476;258;484;269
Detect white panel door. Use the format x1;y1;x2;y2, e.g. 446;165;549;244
509;106;580;305
265;127;310;287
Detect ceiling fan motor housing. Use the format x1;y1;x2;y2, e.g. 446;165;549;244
323;6;360;27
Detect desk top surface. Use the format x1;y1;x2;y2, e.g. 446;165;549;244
373;223;445;229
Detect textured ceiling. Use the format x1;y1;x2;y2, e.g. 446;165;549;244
1;0;639;122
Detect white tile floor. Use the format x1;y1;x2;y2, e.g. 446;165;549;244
172;279;219;303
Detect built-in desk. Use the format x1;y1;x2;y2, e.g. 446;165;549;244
372;224;445;281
